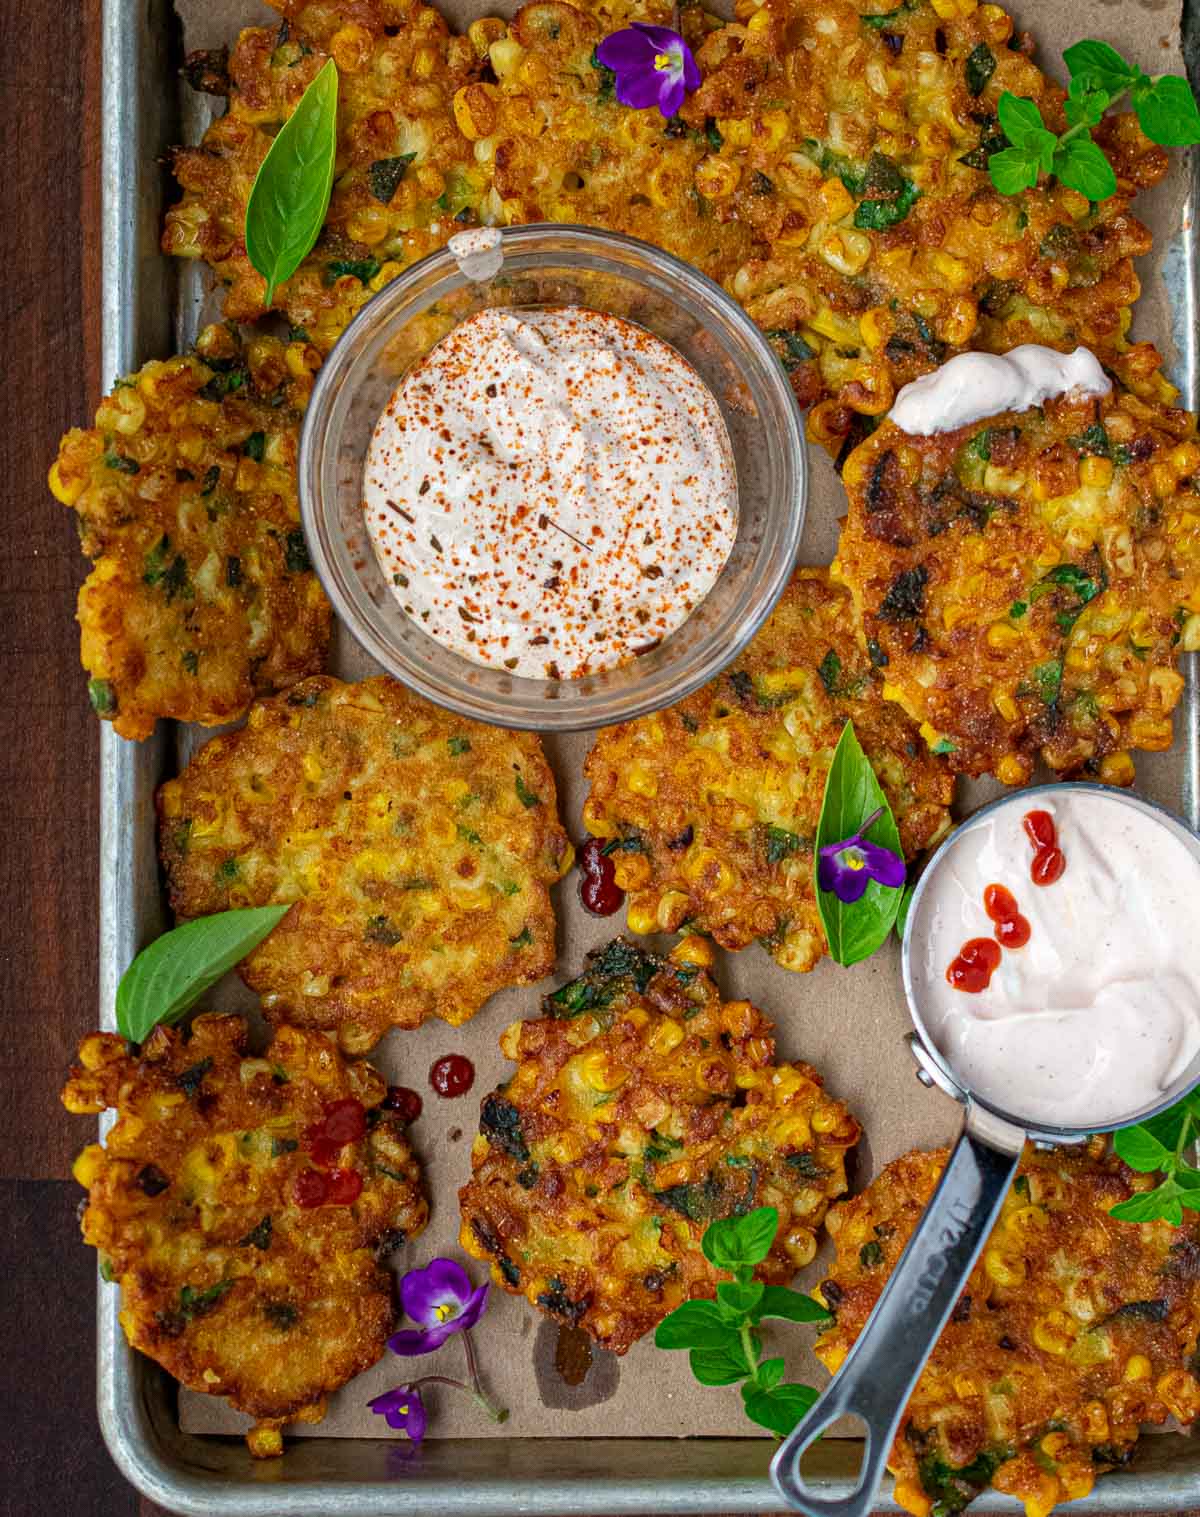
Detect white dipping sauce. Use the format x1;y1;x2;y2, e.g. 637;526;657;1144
890;344;1110;436
362;306;738;680
909;791;1200;1128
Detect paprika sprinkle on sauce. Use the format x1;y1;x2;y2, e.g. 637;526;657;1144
362;306;738;680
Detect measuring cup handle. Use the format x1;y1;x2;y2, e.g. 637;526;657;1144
770;1118;1023;1517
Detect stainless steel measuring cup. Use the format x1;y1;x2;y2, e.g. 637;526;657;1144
771;782;1200;1517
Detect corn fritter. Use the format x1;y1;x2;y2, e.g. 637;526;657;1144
832;388;1200;784
63;1014;428;1457
583;569;953;972
458;935;861;1354
48;324;330;741
157;674;571;1051
815;1143;1200;1517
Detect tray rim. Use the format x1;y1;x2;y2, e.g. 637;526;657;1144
93;0;1200;1510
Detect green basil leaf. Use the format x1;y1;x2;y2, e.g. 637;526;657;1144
755;1356;786;1392
1062;39;1138;93
989;146;1040;196
717;1279;765;1318
245;58;339;306
751;1284;833;1326
997;93;1048;149
894;881;915;942
702;1206;779;1271
1110;1180;1185;1226
742;1382;819;1436
1134;75;1200;147
654;1299;739;1351
965;43;995;97
1113;1122;1174;1173
116;906;292;1043
1141;1101;1193;1153
813;720;905;967
690;1342;752;1386
1052;136;1117;201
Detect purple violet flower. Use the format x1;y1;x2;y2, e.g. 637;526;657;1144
817;806;906;905
595;24;701;118
368;1384;427;1442
388;1257;490;1356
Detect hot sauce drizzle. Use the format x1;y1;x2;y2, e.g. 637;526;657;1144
579;837;625;916
1023;808;1066;885
946;938;1002;993
429;1054;475;1098
983;883;1031;948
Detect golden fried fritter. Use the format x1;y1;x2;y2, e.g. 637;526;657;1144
681;0;1173;454
832;388;1200;785
458;936;860;1354
48;324;329;741
157;675;571;1051
63;1014;428;1457
815;1143;1200;1517
163;0;498;349
583;569;953;972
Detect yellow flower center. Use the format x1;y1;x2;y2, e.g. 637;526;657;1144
434;1303;456;1322
398;1403;409;1416
653;52;673;70
845;853;866;871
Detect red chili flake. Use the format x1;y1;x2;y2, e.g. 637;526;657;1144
322;1097;367;1146
429;1054;475;1098
383;1085;423;1125
293;1169;330;1208
326;1168;364;1205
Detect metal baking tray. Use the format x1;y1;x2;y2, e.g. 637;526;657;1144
94;0;1200;1509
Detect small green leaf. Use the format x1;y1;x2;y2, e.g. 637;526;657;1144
998;93;1049;149
853;178;920;231
690;1342;752;1386
989;146;1040;195
742;1382;819;1436
655;1299;740;1350
894;880;915;941
447;735;472;755
1134;75;1200;147
1052;136;1117;201
115;906;292;1043
751;1285;833;1326
717;1279;765;1318
88;678;118;717
702;1206;779;1271
1064;73;1109;128
242;431;266;462
1111;1181;1186;1225
245;59;339;306
515;772;539;808
1063;39;1137;92
813;720;905;967
1115;1123;1177;1174
755;1356;786;1392
965;43;995;97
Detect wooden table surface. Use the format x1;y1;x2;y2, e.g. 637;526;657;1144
2;2;1194;1514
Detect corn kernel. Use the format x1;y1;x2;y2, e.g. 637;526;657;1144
672;934;715;970
894;1480;933;1517
72;1143;107;1187
1124;1354;1152;1382
1059;1469;1094;1501
613;854;652;891
453;83;500;140
996;754;1030;786
48;459;85;506
984;1248;1026;1287
994;692;1018;722
580;1049;627;1091
1080;455;1114;488
1098;751;1135;787
694;155;741;199
819;177;854;222
1022;1472;1060;1517
1033;1310;1078;1356
649;1020;685;1056
986;621;1021;650
626;900;659;936
1041;1432;1069;1459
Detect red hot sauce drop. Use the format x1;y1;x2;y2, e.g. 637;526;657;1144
1023;809;1066;886
383;1085;423;1125
579;837;624;916
430;1054;475;1098
946;938;1002;993
983;883;1031;949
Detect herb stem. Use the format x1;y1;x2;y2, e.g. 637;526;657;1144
739;1320;760;1385
461;1327;508;1424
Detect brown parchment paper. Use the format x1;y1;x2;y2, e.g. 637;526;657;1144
172;0;1193;1442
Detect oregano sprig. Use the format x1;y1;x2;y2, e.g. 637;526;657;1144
1110;1088;1200;1225
989;39;1200;202
653;1206;831;1436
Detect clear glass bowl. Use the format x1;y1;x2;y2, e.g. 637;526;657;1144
299;225;807;731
